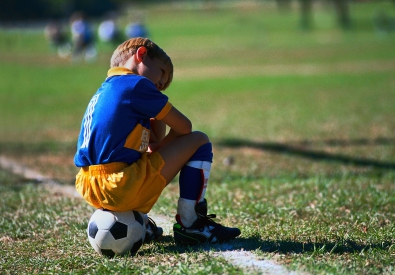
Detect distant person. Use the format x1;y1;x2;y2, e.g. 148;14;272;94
74;37;241;245
98;14;121;44
374;10;395;36
70;11;96;62
44;20;71;58
125;19;149;39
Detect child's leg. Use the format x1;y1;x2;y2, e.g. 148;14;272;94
157;131;209;184
158;131;240;244
158;131;212;226
177;142;213;227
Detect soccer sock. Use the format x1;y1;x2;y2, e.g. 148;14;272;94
177;198;197;228
177;143;213;227
142;213;148;226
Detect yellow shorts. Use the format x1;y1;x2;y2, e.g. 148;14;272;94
75;151;166;213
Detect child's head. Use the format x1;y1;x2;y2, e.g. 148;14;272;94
110;37;173;90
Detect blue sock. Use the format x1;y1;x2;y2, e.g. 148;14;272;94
179;143;213;201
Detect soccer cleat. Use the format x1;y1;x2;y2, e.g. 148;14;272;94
173;199;241;245
144;217;163;243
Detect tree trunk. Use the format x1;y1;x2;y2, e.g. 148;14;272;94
299;0;313;30
333;0;351;30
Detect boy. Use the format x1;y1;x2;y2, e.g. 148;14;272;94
74;37;240;245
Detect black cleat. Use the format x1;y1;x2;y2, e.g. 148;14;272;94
144;217;163;243
173;199;241;245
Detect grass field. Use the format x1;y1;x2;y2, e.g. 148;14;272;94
1;1;395;274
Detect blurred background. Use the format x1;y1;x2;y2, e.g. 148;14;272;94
1;0;394;62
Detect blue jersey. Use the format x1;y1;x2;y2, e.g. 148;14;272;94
74;67;172;167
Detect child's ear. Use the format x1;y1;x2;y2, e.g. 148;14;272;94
135;46;147;62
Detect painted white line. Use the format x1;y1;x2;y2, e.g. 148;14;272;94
0;155;81;197
218;251;304;275
149;214;305;275
0;155;49;181
0;155;306;274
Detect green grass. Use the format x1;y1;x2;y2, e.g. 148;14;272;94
1;1;395;274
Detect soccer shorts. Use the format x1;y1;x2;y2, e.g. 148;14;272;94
75;151;166;213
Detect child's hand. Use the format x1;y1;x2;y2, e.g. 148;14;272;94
150;118;166;143
148;142;161;153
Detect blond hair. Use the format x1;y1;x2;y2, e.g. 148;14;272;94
110;37;173;90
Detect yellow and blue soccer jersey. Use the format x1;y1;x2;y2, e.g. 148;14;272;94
74;67;172;167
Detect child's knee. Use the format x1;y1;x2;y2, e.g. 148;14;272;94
189;142;213;162
191;131;210;144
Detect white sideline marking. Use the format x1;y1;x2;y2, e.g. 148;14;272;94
0;155;49;181
0;155;80;197
0;155;305;275
218;251;303;275
149;213;304;275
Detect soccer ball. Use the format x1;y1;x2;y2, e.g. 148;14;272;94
87;209;147;257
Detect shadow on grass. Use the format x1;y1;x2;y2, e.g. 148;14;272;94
0;168;33;192
146;235;393;256
217;138;395;170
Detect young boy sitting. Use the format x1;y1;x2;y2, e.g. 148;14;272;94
74;37;241;245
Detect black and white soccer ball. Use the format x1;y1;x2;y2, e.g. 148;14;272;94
87;209;147;257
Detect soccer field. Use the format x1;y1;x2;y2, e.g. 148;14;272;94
1;1;395;274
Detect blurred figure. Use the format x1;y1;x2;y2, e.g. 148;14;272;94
125;15;149;39
44;20;71;58
70;11;97;62
374;10;395;36
98;12;122;44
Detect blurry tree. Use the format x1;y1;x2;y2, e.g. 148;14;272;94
332;0;351;30
296;0;352;31
298;0;314;30
0;0;128;22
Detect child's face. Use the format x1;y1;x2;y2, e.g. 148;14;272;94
138;56;170;91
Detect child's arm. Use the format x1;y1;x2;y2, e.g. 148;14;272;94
149;118;166;152
153;106;192;150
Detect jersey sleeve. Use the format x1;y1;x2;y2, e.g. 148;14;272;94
156;102;172;120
